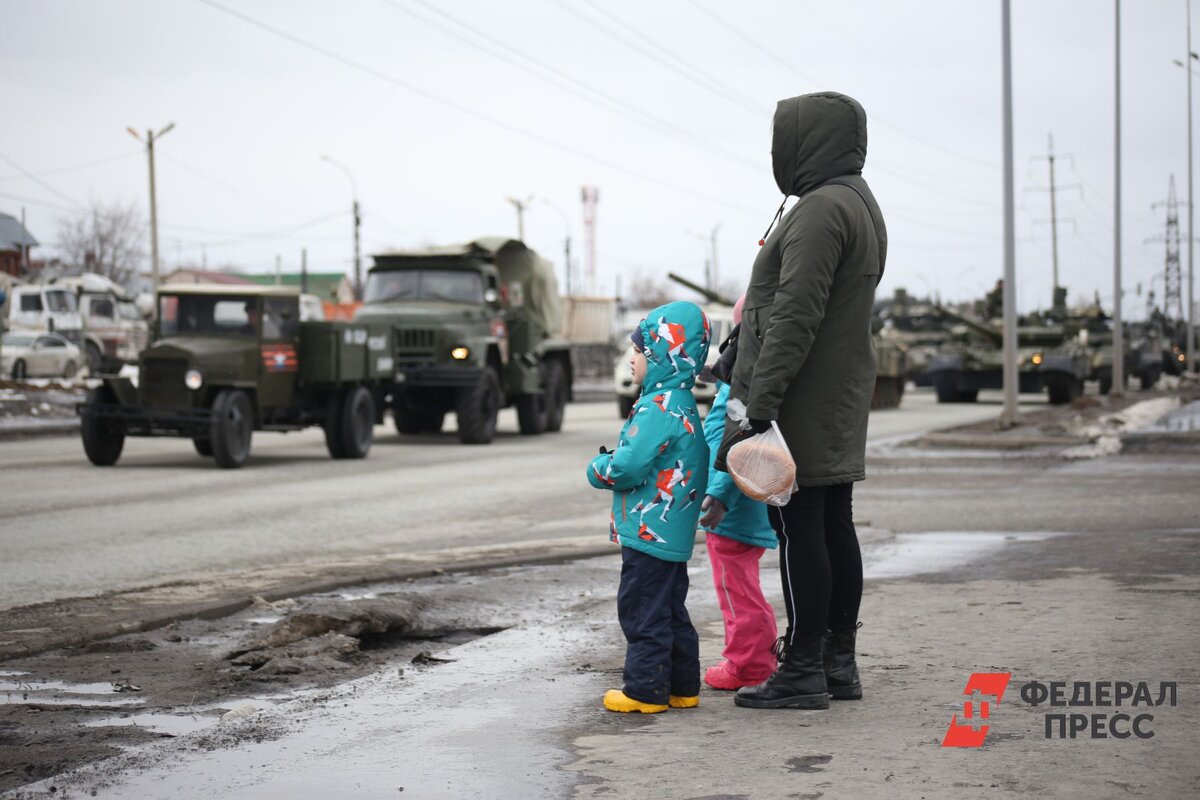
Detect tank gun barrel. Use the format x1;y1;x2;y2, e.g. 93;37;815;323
934;304;1003;345
667;272;735;307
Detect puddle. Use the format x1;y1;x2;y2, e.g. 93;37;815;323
83;712;217;737
2;677;149;707
864;531;1055;579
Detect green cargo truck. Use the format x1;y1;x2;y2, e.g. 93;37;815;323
355;238;572;444
78;285;392;468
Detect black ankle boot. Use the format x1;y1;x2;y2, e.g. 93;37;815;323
734;636;829;710
823;622;863;700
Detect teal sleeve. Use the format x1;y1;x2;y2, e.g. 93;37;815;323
702;384;739;508
587;412;671;491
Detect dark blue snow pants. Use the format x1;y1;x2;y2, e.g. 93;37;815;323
616;546;700;705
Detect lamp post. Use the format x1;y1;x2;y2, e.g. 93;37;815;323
127;123;174;290
999;0;1020;428
321;155;362;300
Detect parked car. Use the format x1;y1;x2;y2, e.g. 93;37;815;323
1;331;82;379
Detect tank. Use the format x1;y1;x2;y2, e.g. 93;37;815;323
927;305;1067;403
875;288;951;386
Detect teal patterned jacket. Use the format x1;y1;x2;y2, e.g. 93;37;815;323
587;301;712;562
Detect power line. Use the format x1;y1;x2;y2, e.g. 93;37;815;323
0;154;83;207
682;0;1001;172
0;152;137;183
158;153;311;218
194;0;762;219
379;0;764;174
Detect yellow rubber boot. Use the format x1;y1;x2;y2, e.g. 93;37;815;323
603;690;668;714
669;695;699;709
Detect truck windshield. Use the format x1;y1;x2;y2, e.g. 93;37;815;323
45;290;78;313
364;270;484;304
159;294;259;337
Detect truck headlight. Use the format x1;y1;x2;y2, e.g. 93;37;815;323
451;347;470;361
1031;353;1043;365
184;369;204;390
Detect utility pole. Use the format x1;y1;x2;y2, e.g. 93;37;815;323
581;186;599;295
1030;134;1079;305
320;156;362;300
1189;0;1198;373
1151;176;1184;320
506;196;532;241
999;0;1019;428
20;207;29;274
1113;0;1125;397
301;247;309;295
127;123;175;290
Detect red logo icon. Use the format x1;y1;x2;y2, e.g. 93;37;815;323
942;672;1013;748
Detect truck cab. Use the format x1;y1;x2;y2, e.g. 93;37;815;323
355;238;572;444
51;274;149;372
6;284;83;349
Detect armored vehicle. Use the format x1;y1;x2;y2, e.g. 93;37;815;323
79;285;391;468
928;306;1071;403
355;238;573;444
875;288;950;386
871;321;907;409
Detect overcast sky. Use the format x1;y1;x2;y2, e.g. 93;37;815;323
1;0;1194;316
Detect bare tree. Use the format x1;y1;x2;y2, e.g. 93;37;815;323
57;199;146;288
624;273;676;309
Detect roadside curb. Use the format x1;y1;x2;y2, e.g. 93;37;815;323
0;418;79;440
0;537;616;663
1120;430;1200;453
914;431;1090;450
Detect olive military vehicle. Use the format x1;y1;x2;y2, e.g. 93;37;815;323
875;288;950;387
355;238;572;444
79;285;392;468
928;305;1076;403
871;321;907;409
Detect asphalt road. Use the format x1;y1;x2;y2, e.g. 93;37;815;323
0;389;1041;610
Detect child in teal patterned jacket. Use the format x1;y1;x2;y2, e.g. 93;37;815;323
587;300;712;713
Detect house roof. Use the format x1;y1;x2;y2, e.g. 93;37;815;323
0;213;38;251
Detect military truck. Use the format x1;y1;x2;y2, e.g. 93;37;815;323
78;285;392;468
871;319;907;409
355;238;572;444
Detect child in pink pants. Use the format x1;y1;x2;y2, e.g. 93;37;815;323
697;300;779;690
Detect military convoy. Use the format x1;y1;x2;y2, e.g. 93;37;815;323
79;285;391;468
354;238;572;444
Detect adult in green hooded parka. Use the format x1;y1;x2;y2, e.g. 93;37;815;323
718;92;887;711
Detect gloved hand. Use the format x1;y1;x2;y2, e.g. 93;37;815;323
599;445;610;455
748;418;772;434
699;496;727;529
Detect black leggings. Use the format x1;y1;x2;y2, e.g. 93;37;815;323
769;482;863;647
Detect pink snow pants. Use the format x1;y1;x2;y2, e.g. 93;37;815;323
706;533;778;681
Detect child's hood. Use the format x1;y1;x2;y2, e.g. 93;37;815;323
635;300;712;391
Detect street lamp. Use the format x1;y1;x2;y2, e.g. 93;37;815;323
506;195;533;241
320;155;362;300
127;122;174;290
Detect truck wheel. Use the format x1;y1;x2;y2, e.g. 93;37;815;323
617;394;635;418
544;360;567;432
957;389;978;403
1098;371;1113;396
324;393;347;458
1140;368;1160;390
193;437;213;457
12;360;26;380
515;392;547;436
332;386;374;459
456;367;501;444
932;371;960;403
62;360;77;379
1045;374;1079;405
210;389;253;468
81;386;125;466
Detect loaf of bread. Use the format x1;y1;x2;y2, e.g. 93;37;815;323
728;432;796;504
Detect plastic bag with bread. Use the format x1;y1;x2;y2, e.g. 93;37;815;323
727;421;799;507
